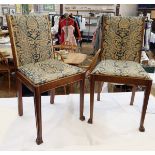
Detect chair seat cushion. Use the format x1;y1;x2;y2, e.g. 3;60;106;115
92;60;151;80
18;59;84;84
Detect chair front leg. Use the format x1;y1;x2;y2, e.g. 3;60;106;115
34;87;43;145
17;78;23;116
139;81;152;132
88;75;95;124
50;89;55;104
79;78;85;121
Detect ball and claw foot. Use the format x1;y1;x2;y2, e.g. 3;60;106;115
36;138;43;145
88;118;93;124
139;126;145;132
80;116;85;121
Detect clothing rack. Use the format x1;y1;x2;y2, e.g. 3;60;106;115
74;15;82;22
86;12;115;43
0;16;3;27
57;14;82;50
49;14;61;27
68;15;83;48
49;14;61;46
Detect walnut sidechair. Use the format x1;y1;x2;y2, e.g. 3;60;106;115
7;14;85;145
88;16;152;132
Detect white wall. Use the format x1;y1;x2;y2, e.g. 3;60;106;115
119;4;138;16
0;4;139;26
0;4;16;25
63;4;139;17
0;4;138;17
38;4;60;14
63;4;116;16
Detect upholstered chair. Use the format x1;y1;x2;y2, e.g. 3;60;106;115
88;16;152;132
6;15;85;145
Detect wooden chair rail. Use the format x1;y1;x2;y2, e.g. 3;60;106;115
91;74;152;86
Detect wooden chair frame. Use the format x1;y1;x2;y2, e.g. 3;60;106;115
7;15;85;145
88;16;153;132
16;71;85;145
88;74;152;132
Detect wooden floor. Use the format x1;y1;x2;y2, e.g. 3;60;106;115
0;44;155;98
0;74;16;98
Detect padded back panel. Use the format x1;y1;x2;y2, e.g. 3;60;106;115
101;16;144;63
7;15;52;67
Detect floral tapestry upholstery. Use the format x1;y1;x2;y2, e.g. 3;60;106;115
18;59;84;85
101;16;144;63
8;15;52;67
92;60;151;80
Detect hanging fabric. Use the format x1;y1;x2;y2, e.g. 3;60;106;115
51;16;60;34
93;15;104;55
62;25;77;45
58;16;81;45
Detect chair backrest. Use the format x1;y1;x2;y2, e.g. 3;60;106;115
6;15;52;68
101;16;145;63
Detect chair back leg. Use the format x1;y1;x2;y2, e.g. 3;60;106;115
97;81;103;101
17;78;23;116
130;85;137;106
139;81;152;132
50;89;55;104
80;78;85;121
8;71;11;93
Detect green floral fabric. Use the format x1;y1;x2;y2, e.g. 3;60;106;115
102;16;144;62
92;60;150;80
9;15;52;67
19;59;84;84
